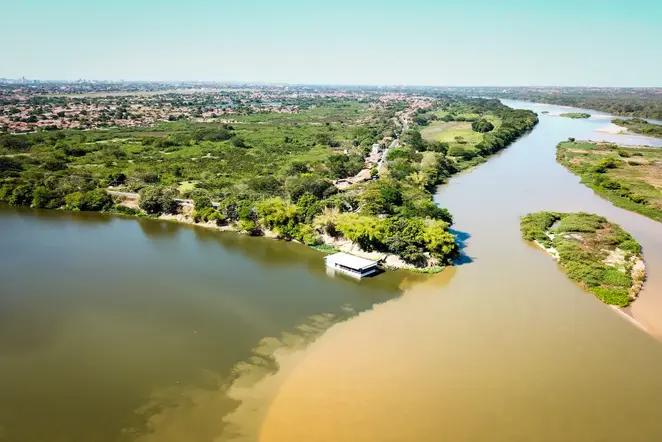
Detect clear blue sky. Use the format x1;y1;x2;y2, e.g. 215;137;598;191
3;0;661;86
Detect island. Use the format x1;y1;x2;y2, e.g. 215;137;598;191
0;86;537;272
559;112;590;119
520;211;645;307
612;118;662;138
557;140;662;222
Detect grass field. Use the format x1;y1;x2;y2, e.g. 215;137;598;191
557;140;662;222
420;114;502;165
420;121;482;144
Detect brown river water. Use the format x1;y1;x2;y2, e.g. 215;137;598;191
1;100;662;441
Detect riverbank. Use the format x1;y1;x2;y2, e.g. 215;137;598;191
156;208;437;272
211;99;662;441
612;118;662;138
556;140;662;222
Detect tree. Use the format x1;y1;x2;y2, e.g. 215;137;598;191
9;184;33;206
360;179;403;215
334;213;385;251
286;175;335;201
422;219;457;261
65;189;113;211
471;119;494;133
0;157;23;177
326;154;364;179
402;130;426;151
248;176;283;195
139;187;179;215
256;197;299;238
191;189;213;209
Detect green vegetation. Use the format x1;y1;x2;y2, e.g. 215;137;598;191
419;98;538;170
557;140;662;222
0;96;537;269
521;212;645;307
612;118;662;138
474;87;662;119
471;119;494;133
560;112;590;119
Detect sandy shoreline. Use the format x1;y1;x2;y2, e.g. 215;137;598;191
155;211;439;273
596;122;628;134
531;239;648;332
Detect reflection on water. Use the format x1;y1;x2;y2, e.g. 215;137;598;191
220;101;662;441
0;206;405;442
125;312;350;442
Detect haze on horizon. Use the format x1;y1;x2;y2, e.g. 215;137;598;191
3;0;661;87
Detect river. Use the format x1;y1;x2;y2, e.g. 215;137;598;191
1;100;662;441
218;100;662;441
0;207;411;442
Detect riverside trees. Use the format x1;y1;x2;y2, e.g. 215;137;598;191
0;94;537;269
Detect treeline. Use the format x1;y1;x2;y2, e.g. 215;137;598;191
612;118;662;138
406;98;538;164
475;88;662;120
0;98;535;269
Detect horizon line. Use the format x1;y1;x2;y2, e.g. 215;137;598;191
1;78;660;89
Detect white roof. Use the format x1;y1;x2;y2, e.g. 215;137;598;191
325;252;377;270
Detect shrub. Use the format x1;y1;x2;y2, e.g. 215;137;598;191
294;224;320;246
256;197;299;238
32;186;63;209
286;175;335;201
359;179;403;215
520;212;560;245
326;153;364;179
447;146;476;159
334;213;385;252
238;218;260;235
0;157;23;177
591;287;630;307
471;119;494;133
8;184;33;206
190;189;213;209
65;189;113;211
554;213;603;233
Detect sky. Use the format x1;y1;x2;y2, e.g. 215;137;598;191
2;0;661;86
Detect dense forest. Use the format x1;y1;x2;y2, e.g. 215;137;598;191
0;96;537;269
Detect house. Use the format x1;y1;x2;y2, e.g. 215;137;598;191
325;252;379;279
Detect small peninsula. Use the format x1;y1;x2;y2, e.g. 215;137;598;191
520;211;645;307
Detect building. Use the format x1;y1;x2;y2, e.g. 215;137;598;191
325;252;379;279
